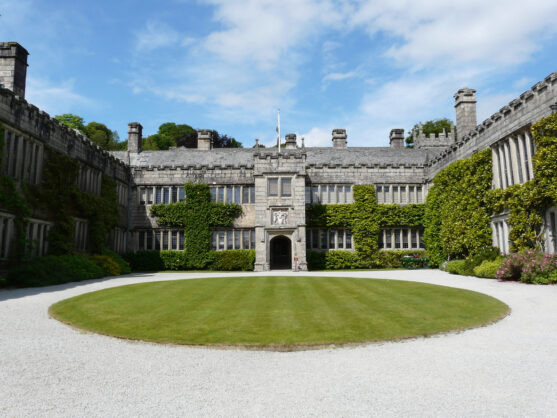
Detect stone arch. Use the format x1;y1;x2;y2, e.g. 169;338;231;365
269;235;292;270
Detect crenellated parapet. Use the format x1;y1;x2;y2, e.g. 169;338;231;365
413;122;456;149
0;86;130;183
426;71;557;176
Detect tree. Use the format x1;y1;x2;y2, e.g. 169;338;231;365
212;130;242;148
406;118;455;147
55;113;125;151
55;114;86;134
142;123;243;150
86;122;119;150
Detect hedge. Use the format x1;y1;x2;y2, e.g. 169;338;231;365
307;250;426;270
122;250;255;271
6;255;104;287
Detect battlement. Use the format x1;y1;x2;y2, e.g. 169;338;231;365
413;122;456;149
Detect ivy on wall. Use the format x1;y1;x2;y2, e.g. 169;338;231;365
26;147;120;255
306;185;426;260
150;183;242;268
0;123;32;263
423;149;493;266
489;114;557;252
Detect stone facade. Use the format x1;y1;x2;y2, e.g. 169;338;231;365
1;41;557;268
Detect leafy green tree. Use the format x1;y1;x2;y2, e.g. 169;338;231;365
55;114;124;151
406;118;454;146
86;122;118;150
142;123;243;150
55;114;87;134
212;130;242;148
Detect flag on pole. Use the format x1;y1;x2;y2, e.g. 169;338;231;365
277;109;281;153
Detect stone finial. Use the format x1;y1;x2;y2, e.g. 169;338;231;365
389;129;405;149
332;129;347;148
255;138;260;148
197;129;213;150
127;122;143;153
285;133;297;149
0;42;29;99
454;87;477;140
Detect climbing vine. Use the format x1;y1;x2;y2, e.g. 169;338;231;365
489;114;557;252
26;147;120;255
150;183;242;268
306;185;426;260
0;123;32;263
423;149;493;266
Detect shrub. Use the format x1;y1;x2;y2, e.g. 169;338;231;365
445;260;468;275
307;251;327;270
307;250;426;270
159;250;188;270
88;254;121;276
460;246;502;276
520;252;557;284
0;275;6;287
496;251;534;281
122;250;165;271
473;258;503;279
6;255;104;287
208;250;255;271
102;249;131;274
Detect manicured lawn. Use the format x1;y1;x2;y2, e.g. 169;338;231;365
49;276;508;348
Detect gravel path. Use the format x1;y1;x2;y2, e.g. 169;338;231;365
1;270;557;417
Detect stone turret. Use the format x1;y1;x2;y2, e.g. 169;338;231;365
413;122;456;149
127;122;143;153
332;129;347;148
284;133;297;149
0;42;29;99
197;129;213;150
454;87;477;140
389;129;404;149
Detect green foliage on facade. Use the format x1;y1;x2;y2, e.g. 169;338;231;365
26;147;120;255
489;114;557;252
306;185;426;261
0;122;32;263
150;183;242;269
423;149;494;266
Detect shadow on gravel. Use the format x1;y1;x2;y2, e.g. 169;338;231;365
0;273;157;302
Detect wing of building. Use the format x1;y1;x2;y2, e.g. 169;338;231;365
1;41;556;270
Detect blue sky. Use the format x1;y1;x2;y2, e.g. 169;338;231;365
2;0;557;147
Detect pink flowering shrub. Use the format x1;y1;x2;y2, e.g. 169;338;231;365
496;250;557;284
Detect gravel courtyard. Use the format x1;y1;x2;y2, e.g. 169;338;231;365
1;270;557;417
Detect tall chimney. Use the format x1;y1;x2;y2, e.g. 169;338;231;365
127;122;143;153
284;133;297;149
389;129;404;149
332;129;347;148
197;129;213;150
454;88;477;140
0;42;29;99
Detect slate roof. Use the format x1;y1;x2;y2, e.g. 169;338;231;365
110;146;434;168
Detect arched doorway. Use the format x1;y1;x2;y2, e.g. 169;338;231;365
270;235;292;270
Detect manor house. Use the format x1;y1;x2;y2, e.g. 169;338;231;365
1;42;556;270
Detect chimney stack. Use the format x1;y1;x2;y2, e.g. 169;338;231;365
197;129;213;150
389;129;405;149
454;88;477;140
0;42;29;99
127;122;143;153
284;133;297;149
332;129;347;148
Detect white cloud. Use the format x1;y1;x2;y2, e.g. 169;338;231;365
299;126;332;147
201;0;340;68
350;0;557;68
26;77;97;116
135;21;195;51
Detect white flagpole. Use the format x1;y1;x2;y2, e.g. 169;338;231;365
277;109;281;153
